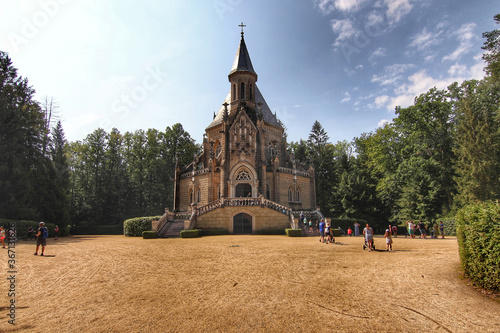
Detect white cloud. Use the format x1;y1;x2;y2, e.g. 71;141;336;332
378;119;390;127
341;92;351;103
448;63;467;77
330;19;358;46
374;95;390;108
442;23;477;62
384;0;413;24
371;63;414;86
314;0;369;14
409;27;441;50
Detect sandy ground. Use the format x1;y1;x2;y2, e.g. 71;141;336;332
1;234;499;333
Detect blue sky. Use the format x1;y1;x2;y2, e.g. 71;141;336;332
1;0;498;144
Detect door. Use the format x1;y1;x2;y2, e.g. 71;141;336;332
235;183;252;197
233;213;252;234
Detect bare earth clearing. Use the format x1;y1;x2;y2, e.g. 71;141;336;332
1;234;499;332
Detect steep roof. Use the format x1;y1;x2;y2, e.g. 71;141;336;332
229;36;256;76
206;85;280;130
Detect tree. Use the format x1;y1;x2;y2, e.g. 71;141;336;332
482;14;500;81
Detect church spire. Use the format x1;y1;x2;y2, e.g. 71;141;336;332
229;22;256;76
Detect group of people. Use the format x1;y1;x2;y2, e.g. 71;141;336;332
406;220;444;239
0;225;16;249
318;219;334;244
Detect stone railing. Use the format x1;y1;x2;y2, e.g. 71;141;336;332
180;168;211;179
278;167;310;178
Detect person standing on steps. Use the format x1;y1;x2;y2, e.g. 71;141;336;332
34;222;48;256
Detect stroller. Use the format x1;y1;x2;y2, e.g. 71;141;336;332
362;238;375;251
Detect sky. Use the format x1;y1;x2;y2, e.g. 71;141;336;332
1;0;499;145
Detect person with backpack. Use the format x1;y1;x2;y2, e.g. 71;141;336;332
34;222;48;256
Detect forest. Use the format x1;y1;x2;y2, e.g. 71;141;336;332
1;15;499;233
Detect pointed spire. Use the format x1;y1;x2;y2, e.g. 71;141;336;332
229;23;256;76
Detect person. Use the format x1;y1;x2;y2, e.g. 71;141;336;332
439;221;445;239
391;225;398;237
325;222;333;244
0;226;6;248
318;219;326;243
418;220;427;239
347;227;352;237
363;223;374;252
54;225;59;240
354;222;360;237
384;228;393;251
308;218;312;233
27;226;35;241
407;220;415;239
34;222;48;256
299;211;305;226
431;222;439;238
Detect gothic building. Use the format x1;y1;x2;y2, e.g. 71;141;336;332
172;29;317;234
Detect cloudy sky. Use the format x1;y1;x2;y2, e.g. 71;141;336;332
1;0;498;144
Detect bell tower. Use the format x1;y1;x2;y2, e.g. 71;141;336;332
228;22;258;117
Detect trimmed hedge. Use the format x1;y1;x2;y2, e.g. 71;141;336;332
200;228;229;236
72;224;123;235
142;231;158;239
124;216;162;237
180;229;201;238
0;219;70;238
456;201;500;291
256;228;286;235
286;228;303;237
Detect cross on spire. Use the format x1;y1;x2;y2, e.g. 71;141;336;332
239;22;246;37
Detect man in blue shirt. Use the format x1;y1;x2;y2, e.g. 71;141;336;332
318;219;326;243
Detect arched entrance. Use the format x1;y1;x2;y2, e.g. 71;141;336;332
235;183;252;197
233;212;253;234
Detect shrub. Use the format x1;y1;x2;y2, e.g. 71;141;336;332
0;219;70;238
200;228;229;236
256;228;286;235
286;228;303;237
331;228;342;237
456;201;500;291
72;224;123;235
142;231;158;239
123;216;162;237
180;229;201;238
436;218;456;236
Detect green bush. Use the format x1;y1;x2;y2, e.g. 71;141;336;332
328;218;366;234
286;228;303;237
200;228;229;236
142;231;158;239
72;224;123;235
331;228;341;237
0;219;70;238
456;201;500;291
123;216;162;237
256;228;286;235
180;229;201;238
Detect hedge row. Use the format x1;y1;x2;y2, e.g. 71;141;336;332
456;201;500;291
123;216;162;237
435;218;456;236
180;229;201;238
142;231;158;239
72;224;123;235
286;229;303;237
256;228;286;235
0;219;70;238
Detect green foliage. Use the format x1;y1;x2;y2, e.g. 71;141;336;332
123;216;161;237
256;228;286;235
72;224;123;235
331;228;342;237
285;228;303;237
328;218;366;233
456;201;500;290
180;229;202;238
0;219;70;238
435;218;456;236
200;228;229;236
142;231;158;239
482;14;500;81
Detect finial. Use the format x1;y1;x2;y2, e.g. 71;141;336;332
239;22;246;37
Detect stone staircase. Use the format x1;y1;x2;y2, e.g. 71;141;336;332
157;219;185;238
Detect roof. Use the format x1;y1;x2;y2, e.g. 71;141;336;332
206;85;280;130
229;36;256;76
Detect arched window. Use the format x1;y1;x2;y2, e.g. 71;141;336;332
197;188;201;203
240;82;245;100
295;188;301;202
189;189;193;204
236;169;251;181
288;187;293;202
249;83;253;100
232;84;236;101
215;142;222;157
266;184;270;200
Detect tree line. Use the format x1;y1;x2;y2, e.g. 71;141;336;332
1;15;498;230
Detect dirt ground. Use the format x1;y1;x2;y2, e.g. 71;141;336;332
1;234;499;333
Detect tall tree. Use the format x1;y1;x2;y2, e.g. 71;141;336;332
482;14;500;81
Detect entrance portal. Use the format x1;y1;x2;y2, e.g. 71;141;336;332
235;183;252;197
233;213;252;234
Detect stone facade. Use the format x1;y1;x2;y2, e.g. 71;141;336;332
173;31;316;233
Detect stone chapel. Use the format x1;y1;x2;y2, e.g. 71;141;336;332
171;27;317;234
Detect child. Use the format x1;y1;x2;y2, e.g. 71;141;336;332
384;228;393;251
347;227;352;237
0;226;6;248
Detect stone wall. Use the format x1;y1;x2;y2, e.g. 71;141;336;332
194;206;291;233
